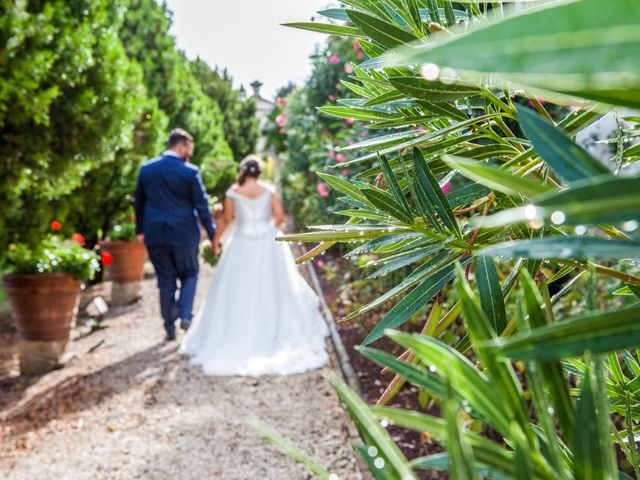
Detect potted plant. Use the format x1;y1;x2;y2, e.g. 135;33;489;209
99;218;147;306
2;233;100;374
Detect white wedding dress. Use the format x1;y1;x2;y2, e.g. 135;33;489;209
180;186;329;376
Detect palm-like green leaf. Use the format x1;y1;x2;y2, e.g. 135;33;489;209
491;304;640;361
328;372;416;480
517;106;610;182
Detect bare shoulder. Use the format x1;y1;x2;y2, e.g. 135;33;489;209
226;183;240;199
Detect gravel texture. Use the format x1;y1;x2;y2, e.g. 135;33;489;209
0;265;363;479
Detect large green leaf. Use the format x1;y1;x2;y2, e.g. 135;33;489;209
455;266;535;447
371;406;519;478
389;76;480;103
317;172;372;206
491;304;640;361
412;148;462;238
481;174;640;228
443;155;553;198
475;255;507;333
365;0;640;107
318;106;400;121
519;270;575;442
363;259;467;344
479;237;640;260
328;372;416;480
573;360;618;480
347;9;420;48
517;106;611;182
385;331;512;435
444;394;475;480
361;185;414;224
358;346;446;398
282;22;365;38
379;154;412;214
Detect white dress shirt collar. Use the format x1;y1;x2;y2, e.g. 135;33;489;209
163;150;182;159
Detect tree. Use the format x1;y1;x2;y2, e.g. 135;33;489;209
190;59;259;163
118;0;234;184
0;0;160;250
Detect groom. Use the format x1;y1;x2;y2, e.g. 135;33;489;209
134;128;216;341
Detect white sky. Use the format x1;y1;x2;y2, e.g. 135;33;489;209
166;0;333;99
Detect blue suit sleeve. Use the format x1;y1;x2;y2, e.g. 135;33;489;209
134;170;145;235
191;170;216;240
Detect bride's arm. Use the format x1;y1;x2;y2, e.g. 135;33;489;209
213;197;234;253
272;194;285;228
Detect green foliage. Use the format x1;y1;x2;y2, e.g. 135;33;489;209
268;1;640;478
4;237;100;281
0;0;248;259
107;220;137;242
190;59;259;163
0;0;160;250
200;241;221;267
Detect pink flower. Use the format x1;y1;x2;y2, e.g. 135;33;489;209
348;140;355;145
344;63;354;74
317;183;330;197
335;83;343;90
441;182;452;195
342;169;349;177
328;149;336;160
344;118;354;126
357;50;365;60
276;97;286;107
329;54;341;65
360;131;369;139
328;94;336;102
336;153;346;163
275;114;287;127
353;41;362;51
315;259;326;270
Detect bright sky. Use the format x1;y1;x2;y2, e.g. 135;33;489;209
166;0;333;99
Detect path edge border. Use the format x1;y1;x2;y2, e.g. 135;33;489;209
304;260;363;397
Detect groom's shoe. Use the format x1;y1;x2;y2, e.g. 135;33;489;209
180;320;191;331
165;332;177;341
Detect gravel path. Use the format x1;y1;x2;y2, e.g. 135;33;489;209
0;265;363;479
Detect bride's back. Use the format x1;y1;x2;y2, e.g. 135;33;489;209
226;181;274;238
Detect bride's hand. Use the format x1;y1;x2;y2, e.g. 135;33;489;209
212;240;222;255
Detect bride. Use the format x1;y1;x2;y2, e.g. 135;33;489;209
180;155;329;376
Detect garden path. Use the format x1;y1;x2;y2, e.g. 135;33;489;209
0;264;362;479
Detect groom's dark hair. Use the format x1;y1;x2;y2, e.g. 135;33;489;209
167;128;194;148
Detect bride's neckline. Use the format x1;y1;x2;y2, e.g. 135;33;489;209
232;188;270;201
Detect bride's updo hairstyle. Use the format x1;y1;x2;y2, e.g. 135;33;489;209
237;154;263;185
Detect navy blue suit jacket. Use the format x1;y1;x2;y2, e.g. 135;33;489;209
134;154;216;247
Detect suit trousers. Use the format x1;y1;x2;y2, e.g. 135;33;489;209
146;243;199;335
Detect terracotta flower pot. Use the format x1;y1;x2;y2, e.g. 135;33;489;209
2;273;83;341
99;240;147;283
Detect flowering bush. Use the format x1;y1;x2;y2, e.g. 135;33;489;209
107;220;138;242
268;36;391;227
4;237;100;280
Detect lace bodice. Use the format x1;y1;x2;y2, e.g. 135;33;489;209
226;187;275;238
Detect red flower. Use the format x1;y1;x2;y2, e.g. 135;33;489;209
51;220;62;231
71;233;86;246
101;251;114;266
